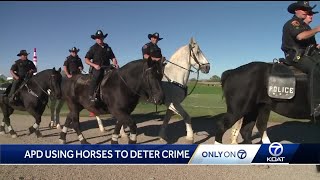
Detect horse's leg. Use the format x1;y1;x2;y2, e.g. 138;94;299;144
0;105;17;138
72;111;90;144
255;105;272;144
0;105;7;135
230;118;243;144
159;108;174;142
59;113;72;144
55;100;64;130
215;113;242;144
110;112;127;144
171;103;194;143
28;108;44;138
49;98;56;129
96;116;106;132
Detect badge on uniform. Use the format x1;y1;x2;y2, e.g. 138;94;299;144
291;20;300;28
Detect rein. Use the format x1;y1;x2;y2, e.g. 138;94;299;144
163;44;205;96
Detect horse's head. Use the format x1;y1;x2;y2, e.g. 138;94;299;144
142;59;165;105
189;37;210;74
49;67;62;99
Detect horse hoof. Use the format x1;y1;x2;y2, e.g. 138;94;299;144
80;139;90;144
28;127;36;135
316;165;320;172
9;130;17;138
0;126;5;134
35;130;42;138
111;140;119;144
48;122;54;129
59;139;66;144
128;139;137;144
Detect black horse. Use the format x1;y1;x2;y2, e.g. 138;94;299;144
215;61;320;144
59;58;164;144
0;68;62;138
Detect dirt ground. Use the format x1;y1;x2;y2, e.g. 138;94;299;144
0;113;320;180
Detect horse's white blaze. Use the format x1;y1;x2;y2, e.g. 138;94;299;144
33;123;39;129
262;131;271;144
62;126;68;133
130;133;137;141
112;134;119;141
231;118;243;144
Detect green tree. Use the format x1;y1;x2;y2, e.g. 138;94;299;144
210;75;221;82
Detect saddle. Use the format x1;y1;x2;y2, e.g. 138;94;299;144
75;68;114;101
268;58;307;100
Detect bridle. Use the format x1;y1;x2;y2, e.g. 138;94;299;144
163;43;210;95
117;62;160;103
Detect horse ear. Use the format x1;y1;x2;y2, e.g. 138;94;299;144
190;37;195;44
58;67;61;72
53;67;56;71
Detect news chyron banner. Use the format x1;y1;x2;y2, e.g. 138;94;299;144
0;143;320;164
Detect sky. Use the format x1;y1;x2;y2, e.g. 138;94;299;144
1;1;320;79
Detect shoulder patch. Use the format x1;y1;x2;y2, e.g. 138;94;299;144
143;45;148;49
291;20;300;27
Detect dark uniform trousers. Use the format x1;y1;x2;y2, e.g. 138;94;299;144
8;75;28;99
289;52;320;112
89;68;107;97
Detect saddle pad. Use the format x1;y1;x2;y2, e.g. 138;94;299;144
268;63;296;99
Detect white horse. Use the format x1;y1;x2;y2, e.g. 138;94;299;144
158;37;210;143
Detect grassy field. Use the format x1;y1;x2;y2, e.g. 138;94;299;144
0;83;307;122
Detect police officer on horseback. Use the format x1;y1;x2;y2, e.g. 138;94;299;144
281;1;320;116
63;47;83;78
85;30;119;104
8;50;37;104
142;32;163;61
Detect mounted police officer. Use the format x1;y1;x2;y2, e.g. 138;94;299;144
85;30;119;103
63;47;83;78
281;1;320;116
8;50;37;104
142;32;163;61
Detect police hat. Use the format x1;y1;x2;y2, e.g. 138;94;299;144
17;50;30;56
91;30;108;40
288;1;317;14
69;47;80;53
307;10;319;15
148;32;163;41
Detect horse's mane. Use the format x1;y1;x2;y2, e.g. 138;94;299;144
120;59;145;72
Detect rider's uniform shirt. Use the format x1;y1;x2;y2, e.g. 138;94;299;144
85;43;115;67
10;59;37;79
281;15;317;60
142;42;162;59
63;55;83;75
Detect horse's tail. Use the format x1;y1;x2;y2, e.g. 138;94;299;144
220;69;234;100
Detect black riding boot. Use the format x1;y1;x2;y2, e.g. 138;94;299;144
8;80;19;104
88;79;97;104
